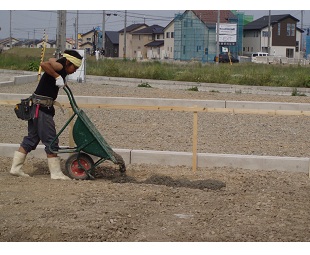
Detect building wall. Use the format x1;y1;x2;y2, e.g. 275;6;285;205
163;22;175;59
243;30;262;55
119;25;148;59
105;37;118;58
132;34;153;59
272;17;297;46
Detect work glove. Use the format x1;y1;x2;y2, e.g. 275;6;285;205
55;76;65;88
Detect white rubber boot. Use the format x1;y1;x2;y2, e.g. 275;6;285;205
48;157;71;180
10;151;30;177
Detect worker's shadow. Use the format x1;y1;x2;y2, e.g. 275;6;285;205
95;167;226;191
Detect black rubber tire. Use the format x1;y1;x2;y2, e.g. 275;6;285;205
112;151;126;173
65;153;95;180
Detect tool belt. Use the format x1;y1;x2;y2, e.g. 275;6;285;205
14;96;33;121
32;93;64;115
14;94;64;121
32;93;54;107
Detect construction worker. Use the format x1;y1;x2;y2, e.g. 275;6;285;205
10;49;83;180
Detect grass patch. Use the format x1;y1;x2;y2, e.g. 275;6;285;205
137;82;152;88
187;86;199;91
291;88;307;96
1;48;310;88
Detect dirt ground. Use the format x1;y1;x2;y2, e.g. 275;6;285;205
1;158;310;242
1;74;310;243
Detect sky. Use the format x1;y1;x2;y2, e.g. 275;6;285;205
1;1;310;40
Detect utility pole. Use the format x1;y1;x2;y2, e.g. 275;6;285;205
102;10;106;56
56;10;66;58
123;10;127;59
33;29;35;47
267;10;271;55
216;10;220;65
9;10;12;49
75;10;79;49
301;10;304;58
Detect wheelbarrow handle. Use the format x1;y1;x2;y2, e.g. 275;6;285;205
63;85;79;112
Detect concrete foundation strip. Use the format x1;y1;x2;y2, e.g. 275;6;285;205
0;143;309;174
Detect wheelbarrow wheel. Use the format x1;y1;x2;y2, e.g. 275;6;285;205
65;153;95;180
112;151;126;173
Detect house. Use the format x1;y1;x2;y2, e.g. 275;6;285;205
79;41;93;55
163;19;175;59
118;23;148;59
0;37;20;50
173;10;239;62
14;39;40;48
105;31;119;58
36;40;55;48
80;29;99;54
131;25;164;60
243;14;303;58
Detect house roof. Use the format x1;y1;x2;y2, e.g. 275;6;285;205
79;41;93;47
106;31;119;44
132;25;164;35
191;10;237;24
145;40;164;47
0;37;20;45
118;23;147;33
244;14;300;30
81;29;96;37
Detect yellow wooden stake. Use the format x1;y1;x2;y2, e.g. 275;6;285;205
38;30;47;81
192;110;198;172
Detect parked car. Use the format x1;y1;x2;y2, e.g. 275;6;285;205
251;52;268;63
214;53;239;63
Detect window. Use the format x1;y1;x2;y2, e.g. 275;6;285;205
196;46;201;52
166;32;170;38
262;31;269;37
278;23;281;35
156;34;160;40
171;32;174;38
291;24;295;36
287;23;295;36
296;41;299;52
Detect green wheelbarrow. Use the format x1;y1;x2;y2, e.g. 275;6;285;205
49;85;126;180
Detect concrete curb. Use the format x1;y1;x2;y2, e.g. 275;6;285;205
2;93;310;112
1;143;309;174
14;75;37;85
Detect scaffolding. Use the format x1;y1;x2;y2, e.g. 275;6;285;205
174;11;246;62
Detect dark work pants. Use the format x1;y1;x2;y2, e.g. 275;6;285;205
21;106;59;154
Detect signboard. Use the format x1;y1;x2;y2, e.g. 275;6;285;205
217;24;237;35
67;49;86;82
216;23;237;46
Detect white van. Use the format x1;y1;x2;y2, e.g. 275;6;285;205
251;52;268;63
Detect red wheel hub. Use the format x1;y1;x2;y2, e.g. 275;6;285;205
70;159;90;177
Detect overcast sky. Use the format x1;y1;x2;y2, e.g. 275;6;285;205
1;1;310;40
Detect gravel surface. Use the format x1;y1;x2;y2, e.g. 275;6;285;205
0;74;310;242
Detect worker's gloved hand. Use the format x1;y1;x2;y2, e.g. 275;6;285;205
55;76;65;88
